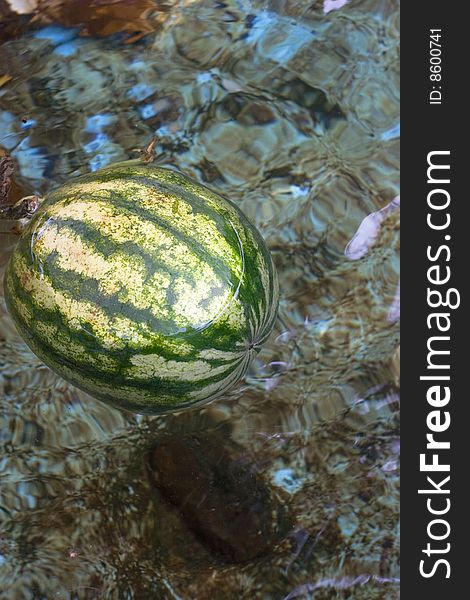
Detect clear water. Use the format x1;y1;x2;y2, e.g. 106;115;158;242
0;1;399;598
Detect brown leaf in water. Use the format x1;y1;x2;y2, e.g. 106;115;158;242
1;0;173;43
34;0;171;41
0;149;34;211
0;74;13;87
0;150;30;233
0;152;14;208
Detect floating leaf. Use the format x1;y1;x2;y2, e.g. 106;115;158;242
1;0;174;43
0;74;13;87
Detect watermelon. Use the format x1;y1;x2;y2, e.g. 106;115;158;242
4;161;279;414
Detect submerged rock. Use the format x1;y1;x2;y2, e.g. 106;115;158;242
148;433;290;563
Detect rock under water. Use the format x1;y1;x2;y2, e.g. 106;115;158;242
148;433;290;563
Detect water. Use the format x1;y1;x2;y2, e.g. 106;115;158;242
0;1;399;598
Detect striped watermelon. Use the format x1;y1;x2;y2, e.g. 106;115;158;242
4;161;279;414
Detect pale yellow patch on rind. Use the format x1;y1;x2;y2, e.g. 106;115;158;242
187;355;249;399
127;353;238;382
215;294;247;332
198;348;246;361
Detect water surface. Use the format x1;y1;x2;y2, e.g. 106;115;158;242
0;1;399;598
